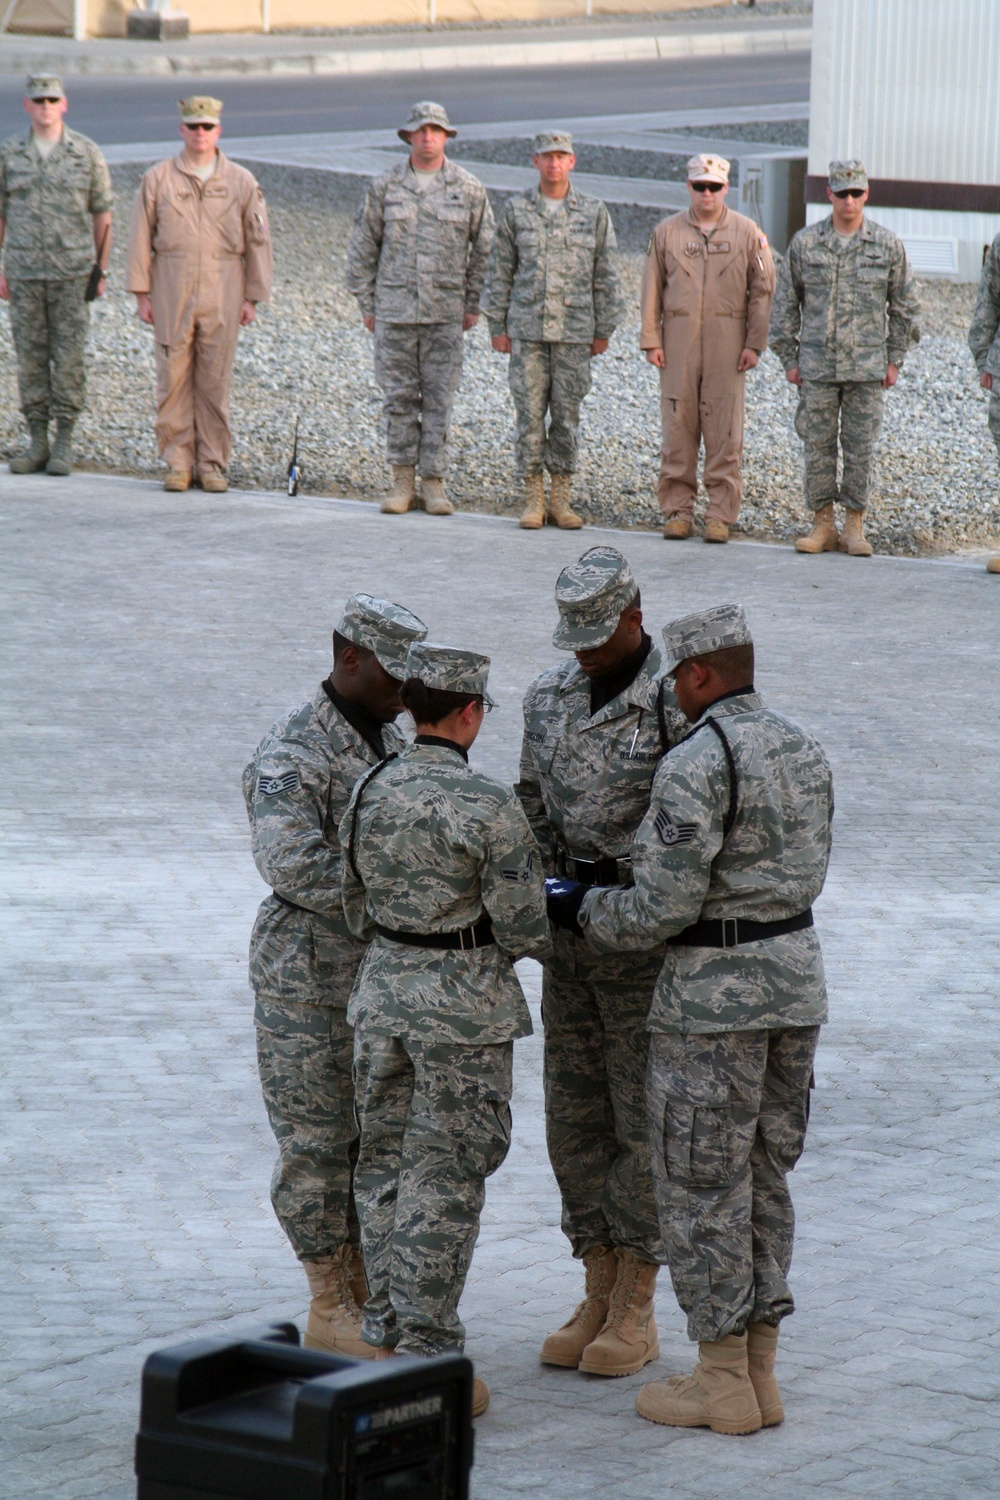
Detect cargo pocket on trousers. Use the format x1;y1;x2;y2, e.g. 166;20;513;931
663;1081;737;1189
461;1085;513;1180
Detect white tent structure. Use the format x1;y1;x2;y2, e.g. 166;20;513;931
808;0;1000;280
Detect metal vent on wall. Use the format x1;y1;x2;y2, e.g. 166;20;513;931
901;236;960;277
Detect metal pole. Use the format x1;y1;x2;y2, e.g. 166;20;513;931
429;0;436;23
261;0;270;32
73;0;86;40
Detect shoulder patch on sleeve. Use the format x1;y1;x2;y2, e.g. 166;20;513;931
501;851;534;884
654;808;697;847
760;234;768;248
258;769;300;797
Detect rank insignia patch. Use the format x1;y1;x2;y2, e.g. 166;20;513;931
259;770;300;797
501;852;534;884
654;809;697;847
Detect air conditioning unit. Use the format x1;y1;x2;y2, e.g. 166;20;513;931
738;154;808;255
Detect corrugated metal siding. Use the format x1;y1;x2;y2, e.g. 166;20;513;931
809;0;1000;184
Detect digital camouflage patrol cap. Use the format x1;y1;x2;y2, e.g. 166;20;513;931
179;96;223;125
552;546;639;652
661;602;752;674
534;130;574;155
336;594;428;677
829;159;868;192
398;101;457;141
26;74;64;100
404;641;490;697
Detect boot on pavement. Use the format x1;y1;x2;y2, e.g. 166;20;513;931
578;1249;659;1377
663;514;694;540
548;472;584;529
381;464;417;514
794;503;839;553
703;519;730;543
987;555;1000;573
302;1245;378;1359
198;465;228;494
839;507;873;556
519;472;546;529
472;1377;490;1418
635;1331;762;1434
421;476;454;515
540;1246;616;1368
45;419;75;476
164;468;193;492
9;420;49;474
746;1321;783;1427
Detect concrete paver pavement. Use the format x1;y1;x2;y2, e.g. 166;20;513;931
1;473;998;1498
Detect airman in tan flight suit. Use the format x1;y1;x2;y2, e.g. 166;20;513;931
641;154;774;544
126;96;272;493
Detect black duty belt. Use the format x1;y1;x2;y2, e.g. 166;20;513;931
375;914;495;951
553;850;630;887
669;909;814;949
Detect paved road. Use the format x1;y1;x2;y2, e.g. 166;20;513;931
1;472;998;1499
0;50;809;143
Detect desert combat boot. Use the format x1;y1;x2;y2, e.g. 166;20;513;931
381;464;417;514
839;507;874;556
519;472;546;529
578;1249;659;1377
302;1245;378;1359
420;477;454;515
540;1246;616;1367
794;503;840;553
45;419;75;477
636;1331;762;1435
746;1321;783;1426
547;472;584;529
10;420;50;474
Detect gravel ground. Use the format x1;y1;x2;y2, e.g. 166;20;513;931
450;138;706;184
2;160;997;557
657;120;809;147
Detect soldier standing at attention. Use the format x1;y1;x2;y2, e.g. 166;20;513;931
341;642;550;1418
548;604;833;1436
243;595;428;1358
771;160;920;557
967;230;1000;574
346;101;494;517
485;131;625;530
641;154;775;544
517;547;687;1377
126;96;272;494
0;74;112;478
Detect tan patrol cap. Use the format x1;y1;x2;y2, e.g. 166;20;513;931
179;96;223;125
336;593;428;678
26;74;64;100
687;153;730;185
398;101;457;141
829;159;868;192
552;546;639;652
534;130;574;155
661;603;752;675
404;641;490;696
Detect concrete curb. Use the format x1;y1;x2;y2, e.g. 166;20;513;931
0;23;810;78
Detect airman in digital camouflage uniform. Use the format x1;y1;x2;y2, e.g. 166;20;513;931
243;594;427;1358
485;130;625;530
552;603;833;1436
0;74;112;477
967;231;1000;575
346;101;494;517
771;159;920;557
341;642;551;1418
517;547;687;1377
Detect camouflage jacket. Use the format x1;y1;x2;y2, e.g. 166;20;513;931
770;215;920;382
515;641;688;877
484;184;625;344
341;740;551;1045
581;691;833;1034
0;127;112;280
243;684;405;1008
345;157;494;324
968;232;1000;378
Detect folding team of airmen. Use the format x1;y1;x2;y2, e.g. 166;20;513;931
245;558;834;1433
5;82;1000;567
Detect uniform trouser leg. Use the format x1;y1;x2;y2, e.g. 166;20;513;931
191;309;239;471
373;321;465;477
802;380;883;513
254;995;360;1260
656;356;702;519
7;277;90;423
416;322;464;477
510;340;592;477
354;1027;513;1356
700;367;747;524
544;342;592;475
989;392;1000;460
647;1026;818;1342
800;381;842;511
373;323;419;469
837;381;884;512
155;328;197;471
542;930;665;1261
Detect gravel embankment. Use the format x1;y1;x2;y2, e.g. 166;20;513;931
659;120;808;147
450;139;713;185
1;160;996;556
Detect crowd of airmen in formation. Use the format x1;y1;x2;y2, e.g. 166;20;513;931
3;81;1000;568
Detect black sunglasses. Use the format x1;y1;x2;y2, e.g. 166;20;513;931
183;121;218;131
833;188;865;199
691;182;725;193
31;96;61;104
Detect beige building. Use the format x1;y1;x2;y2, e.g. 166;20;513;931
4;0;725;40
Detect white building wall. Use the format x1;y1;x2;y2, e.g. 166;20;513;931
810;0;1000;279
